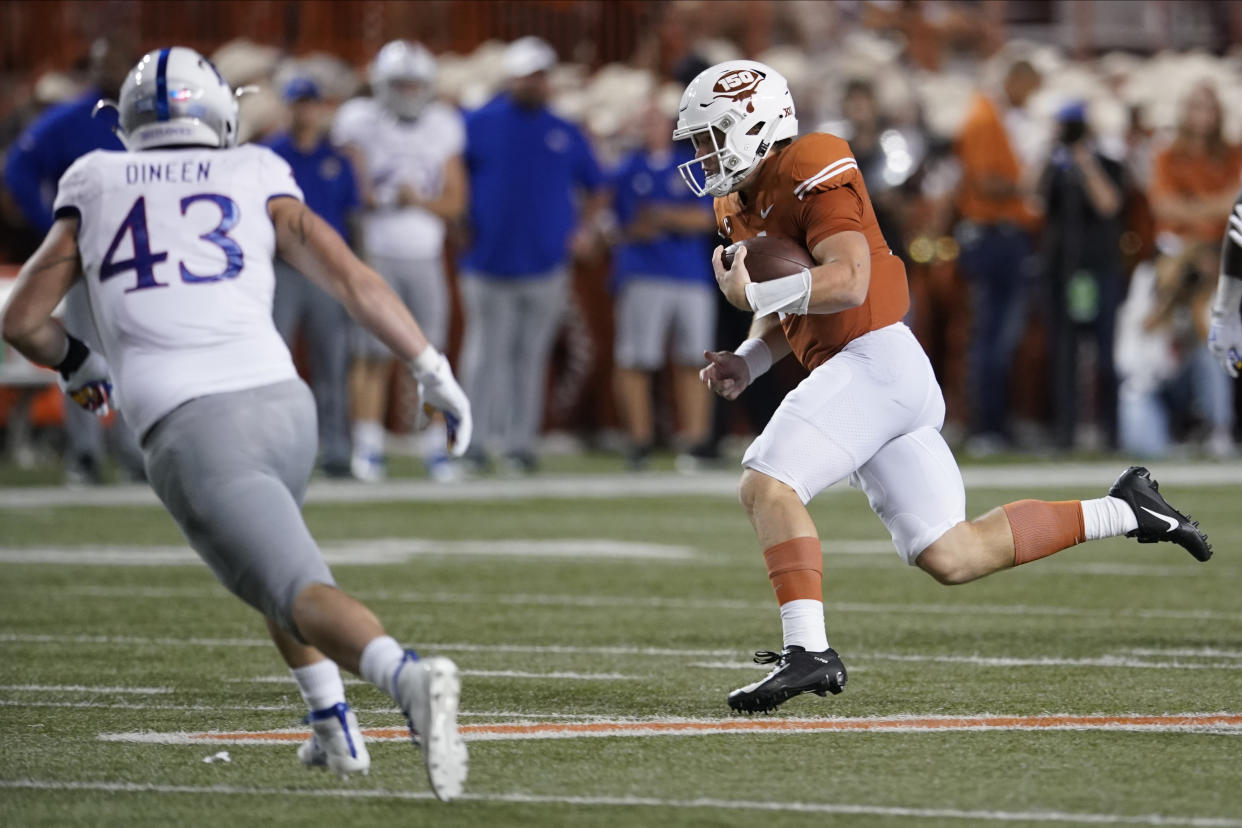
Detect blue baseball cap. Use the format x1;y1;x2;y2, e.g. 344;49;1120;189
283;77;322;103
1056;101;1087;123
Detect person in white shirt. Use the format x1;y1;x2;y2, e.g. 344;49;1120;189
333;40;467;482
0;46;469;799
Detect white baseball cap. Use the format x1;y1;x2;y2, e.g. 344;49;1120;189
505;36;556;78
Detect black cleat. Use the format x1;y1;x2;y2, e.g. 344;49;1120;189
1108;466;1212;562
727;646;847;714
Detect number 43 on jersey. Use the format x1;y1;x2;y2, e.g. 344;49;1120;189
101;194;244;292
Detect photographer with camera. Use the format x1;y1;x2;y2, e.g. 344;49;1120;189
1038;102;1126;451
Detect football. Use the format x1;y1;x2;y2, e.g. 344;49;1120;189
720;235;816;282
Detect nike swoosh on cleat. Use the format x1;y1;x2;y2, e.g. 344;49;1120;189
1140;506;1180;533
760;204;774;219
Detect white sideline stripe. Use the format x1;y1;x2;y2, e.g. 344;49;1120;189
34;587;1242;620
235;669;639;682
0;538;696;566
0;699;401;714
692;653;1242;672
3;779;1240;826
0;684;171;694
10;633;1242;669
0;697;627;718
1124;648;1242;659
3;461;1242;509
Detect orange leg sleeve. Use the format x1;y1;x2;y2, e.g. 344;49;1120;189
762;537;823;604
1002;500;1085;566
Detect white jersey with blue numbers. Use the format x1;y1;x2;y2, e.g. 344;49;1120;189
52;144;305;439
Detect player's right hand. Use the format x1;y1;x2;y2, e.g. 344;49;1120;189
1208;309;1242;379
700;350;750;400
411;349;473;456
58;350;113;417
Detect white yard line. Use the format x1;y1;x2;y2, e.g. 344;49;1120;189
693;653;1242;672
2;778;1240;826
1;461;1240;510
0;684;171;694
1123;648;1242;659
7;633;1242;671
235;669;641;682
0;538;696;566
32;587;1236;620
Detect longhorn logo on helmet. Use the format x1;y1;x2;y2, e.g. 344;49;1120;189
710;68;766;102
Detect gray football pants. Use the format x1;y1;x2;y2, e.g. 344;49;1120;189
272;261;351;468
61;282;144;476
458;268;568;457
142;379;336;639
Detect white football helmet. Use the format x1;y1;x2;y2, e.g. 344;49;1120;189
109;47;239;151
371;40;437;120
673;60;798;197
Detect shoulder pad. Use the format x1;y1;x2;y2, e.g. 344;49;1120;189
785;133;859;201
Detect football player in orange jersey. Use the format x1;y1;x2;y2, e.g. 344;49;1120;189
676;61;1212;714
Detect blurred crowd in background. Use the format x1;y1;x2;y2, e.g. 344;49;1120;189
3;0;1242;484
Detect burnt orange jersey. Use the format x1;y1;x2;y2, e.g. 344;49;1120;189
713;132;910;370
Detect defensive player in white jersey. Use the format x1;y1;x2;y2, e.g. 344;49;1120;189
1;47;469;800
1208;188;1242;376
333;40;468;482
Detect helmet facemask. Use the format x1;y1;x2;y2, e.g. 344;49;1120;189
376;77;434;121
675;110;789;198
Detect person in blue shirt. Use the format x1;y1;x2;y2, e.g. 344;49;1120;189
610;105;717;469
263;77;360;478
3;36;145;484
458;37;606;473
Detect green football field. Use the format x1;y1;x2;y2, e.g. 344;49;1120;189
1;462;1240;827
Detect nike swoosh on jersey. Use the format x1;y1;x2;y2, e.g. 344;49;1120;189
759;204;774;219
1140;506;1179;533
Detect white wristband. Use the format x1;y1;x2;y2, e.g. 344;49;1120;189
1212;274;1242;316
409;345;441;378
744;268;813;316
734;337;772;384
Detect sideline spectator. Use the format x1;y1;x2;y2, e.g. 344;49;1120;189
3;36;144;484
458;37;605;473
609;105;716;469
1038;102;1126;451
265;77;358;478
1116;244;1234;458
333;41;467;481
953;58;1042;453
1149;82;1242;250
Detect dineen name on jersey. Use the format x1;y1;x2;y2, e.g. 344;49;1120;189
125;160;211;186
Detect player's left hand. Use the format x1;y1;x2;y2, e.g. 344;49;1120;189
58;350;113;417
1208;308;1242;378
713;244;752;311
411;349;473;456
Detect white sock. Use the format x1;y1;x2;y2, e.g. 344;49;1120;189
1080;496;1139;540
290;658;347;712
780;599;830;652
359;635;407;700
421;421;448;461
353;420;385;457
